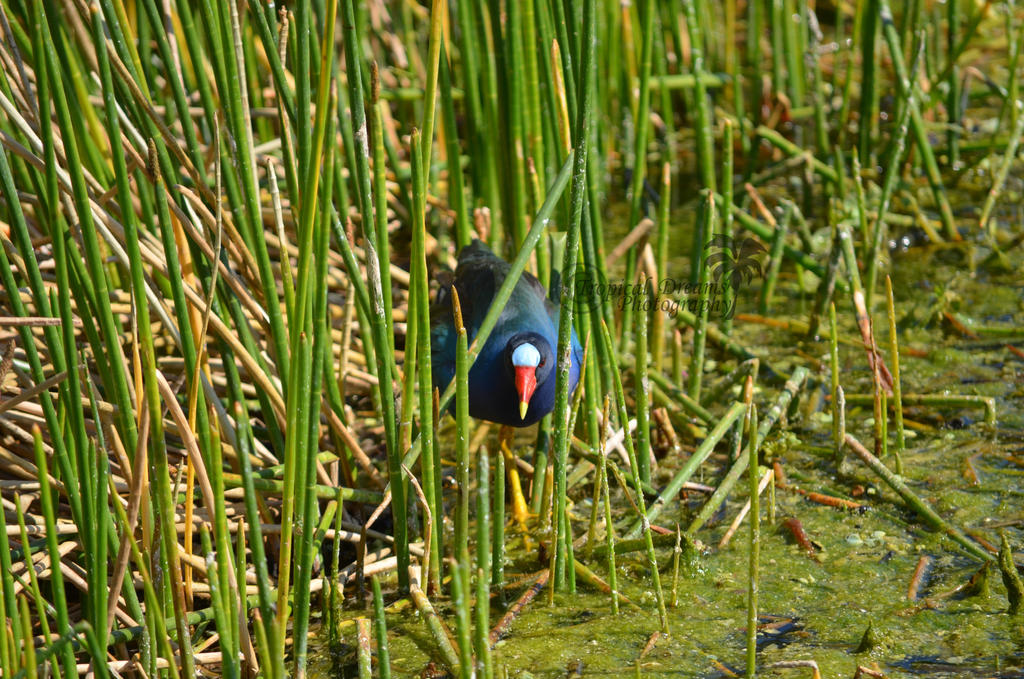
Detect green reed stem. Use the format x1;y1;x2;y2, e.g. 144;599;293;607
721;199;839;290
627;0;656;235
755;127;838;183
842;393;995;426
440;40;472;248
746;403;760;679
758;202;791;314
865;85;915;306
32;427;76;679
452;558;472;679
492;448;506;586
340;0;407;590
652;163;672;367
226;0;292;386
878;0;958;240
504;0;529;251
550;0;596;590
277;329;312;659
808;13;831;161
979;101;1024;237
830;303;842;460
635;275;652;485
372;576;392;679
599;319;667;632
40;0;138;469
771;0;787;102
475;456;493;679
684;420;744;539
370;66;396;362
930;0;990;91
521;0;545;192
638;365;808;537
683;0;717;193
884;277;905;457
585;454;604;561
294;113;337;679
858;0;880;163
0;502;23;671
697;358;759;411
451;282;472;659
688;193;715;401
420;0;445;166
356;618;372;679
411;128;441;591
721;120;736;333
598;397;619;614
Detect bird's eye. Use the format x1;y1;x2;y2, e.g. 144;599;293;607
539;357;546;367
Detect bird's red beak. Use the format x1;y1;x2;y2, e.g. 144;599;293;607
514;365;537;421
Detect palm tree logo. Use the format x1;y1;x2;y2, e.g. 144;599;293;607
704;235;768;292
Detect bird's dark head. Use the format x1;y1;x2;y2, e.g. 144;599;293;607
504;332;554;422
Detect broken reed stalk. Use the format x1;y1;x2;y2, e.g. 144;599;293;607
718;467;774;549
699;358;759;410
844;433;991;562
999;533;1024;613
409;577;462;673
907;555;930;600
871;323;886;460
841;393;996;426
644;367;807;539
585;458;604;561
685;379;753;537
649;372;716;423
489;570;549;647
836;198;894;394
633;401;747;537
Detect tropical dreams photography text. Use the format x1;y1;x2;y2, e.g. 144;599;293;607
574;235;769;320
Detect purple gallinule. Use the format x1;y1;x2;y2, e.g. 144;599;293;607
430;239;584;426
430;239;584;525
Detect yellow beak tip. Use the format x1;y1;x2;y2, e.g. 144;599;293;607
519;401;529;420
